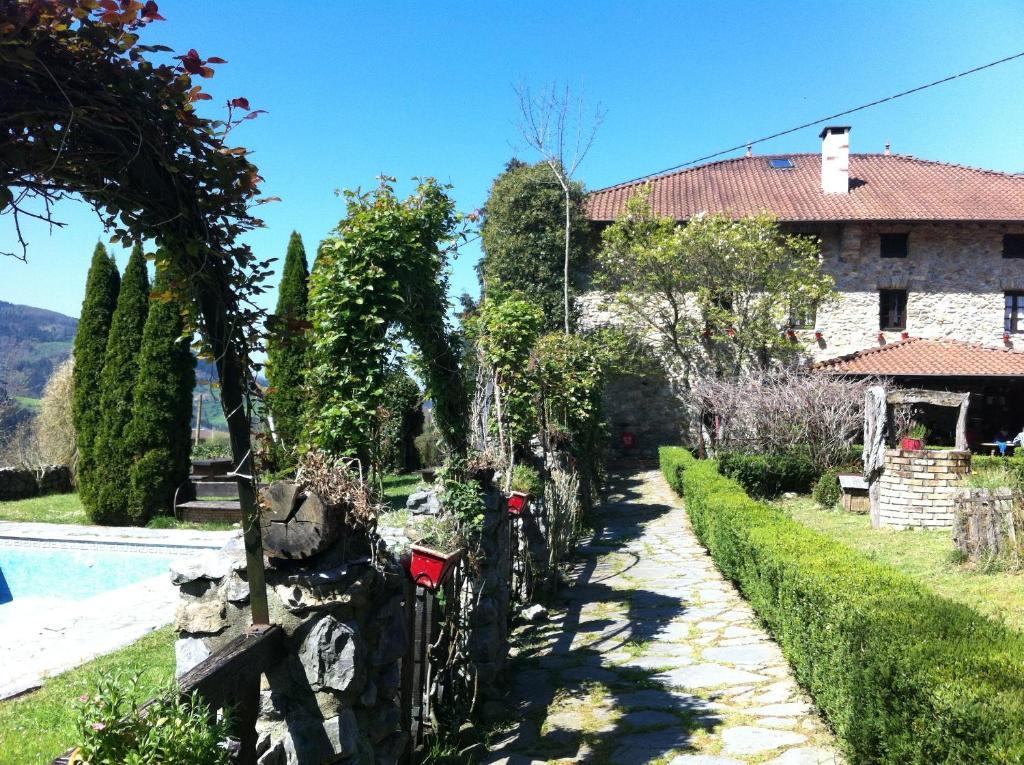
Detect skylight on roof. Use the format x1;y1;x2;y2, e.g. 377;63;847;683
768;158;794;169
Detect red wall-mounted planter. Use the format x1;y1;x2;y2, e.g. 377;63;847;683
900;437;924;451
409;544;463;591
507;492;531;516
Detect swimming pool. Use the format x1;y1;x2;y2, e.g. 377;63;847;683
0;541;177;605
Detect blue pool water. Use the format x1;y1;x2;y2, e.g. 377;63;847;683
0;544;176;605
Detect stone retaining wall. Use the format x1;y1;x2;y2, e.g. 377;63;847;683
875;449;970;529
0;465;73;501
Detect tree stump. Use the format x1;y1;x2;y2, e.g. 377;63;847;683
259;481;343;560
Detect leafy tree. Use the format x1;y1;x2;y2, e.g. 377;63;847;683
307;178;468;466
377;367;423;472
89;245;150;524
480;160;589;332
127;265;197;523
596;190;835;383
266;231;310;450
73;243;120;503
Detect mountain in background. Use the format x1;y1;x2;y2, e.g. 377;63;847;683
0;300;77;399
0;300;230;431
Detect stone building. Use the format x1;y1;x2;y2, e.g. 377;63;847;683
584;126;1024;450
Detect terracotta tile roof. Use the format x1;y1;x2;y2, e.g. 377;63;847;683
812;337;1024;377
587;154;1024;223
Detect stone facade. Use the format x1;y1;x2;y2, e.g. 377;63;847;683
874;448;970;529
797;221;1024;361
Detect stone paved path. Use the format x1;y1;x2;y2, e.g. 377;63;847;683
485;470;844;765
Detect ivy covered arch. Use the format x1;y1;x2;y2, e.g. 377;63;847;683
306;177;470;469
2;1;274;622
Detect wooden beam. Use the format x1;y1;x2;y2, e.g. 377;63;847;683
886;388;969;407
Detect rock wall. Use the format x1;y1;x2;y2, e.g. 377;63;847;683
602;373;686;459
172;535;408;765
0;465;72;500
875;448;971;529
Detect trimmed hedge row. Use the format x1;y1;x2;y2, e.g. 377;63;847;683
717;451;819;498
660;446;1024;764
972;454;1024;488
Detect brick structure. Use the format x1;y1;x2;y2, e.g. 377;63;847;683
875;448;970;529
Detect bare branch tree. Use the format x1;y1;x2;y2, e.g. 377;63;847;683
516;82;605;334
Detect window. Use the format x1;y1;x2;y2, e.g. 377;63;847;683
880;233;908;258
879;289;907;330
768;158;794;169
1006;292;1024;333
1003;234;1024;259
788;300;817;329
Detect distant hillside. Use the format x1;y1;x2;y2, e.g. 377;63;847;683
0;301;77;398
0;301;259;432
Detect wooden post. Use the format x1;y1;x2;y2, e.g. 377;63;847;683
400;577;415;764
194;394;203;445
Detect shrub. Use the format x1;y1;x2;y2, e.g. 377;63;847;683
415;422;443;468
509;463;542;496
659;446;1024;764
972;455;1024;490
812;468;843;508
659;445;691;495
75;672;232;765
717;451;819;498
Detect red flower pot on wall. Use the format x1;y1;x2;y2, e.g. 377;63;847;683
507;491;531;516
900;437;924;451
409;544;463;591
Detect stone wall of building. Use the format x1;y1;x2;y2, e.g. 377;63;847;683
806;222;1024;361
875;448;970;529
0;465;72;500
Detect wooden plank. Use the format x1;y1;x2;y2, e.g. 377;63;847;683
193;481;241;498
887;388;968;407
177;500;241;511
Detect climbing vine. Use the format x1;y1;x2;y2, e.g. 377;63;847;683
306;177;470;466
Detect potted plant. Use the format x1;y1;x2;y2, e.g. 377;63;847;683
409;514;464;591
507;463;542;516
901;423;928;451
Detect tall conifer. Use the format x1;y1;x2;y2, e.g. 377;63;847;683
89;245;150;524
266;231;310;448
73;243;120;503
126;265;196;524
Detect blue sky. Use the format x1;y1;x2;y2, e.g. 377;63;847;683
4;0;1024;319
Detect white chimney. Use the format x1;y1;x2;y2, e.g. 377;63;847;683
820;125;851;194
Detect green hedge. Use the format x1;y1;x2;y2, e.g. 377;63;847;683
972;454;1024;489
659;446;1024;764
811;467;843;508
717;451;819;498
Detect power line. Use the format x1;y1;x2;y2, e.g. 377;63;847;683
611;50;1024;188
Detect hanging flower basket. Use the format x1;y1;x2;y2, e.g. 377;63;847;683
409;543;464;591
900;437;924;451
507;491;531;516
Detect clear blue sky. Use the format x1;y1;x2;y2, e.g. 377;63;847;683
4;0;1024;319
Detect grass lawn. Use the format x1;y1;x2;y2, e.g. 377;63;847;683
0;626;176;765
382;472;424;511
0;492;235;531
780;496;1024;631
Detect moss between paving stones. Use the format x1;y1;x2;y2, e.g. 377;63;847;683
660;446;1024;765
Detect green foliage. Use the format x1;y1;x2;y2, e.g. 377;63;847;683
89;247;150;525
377;368;422;472
73;243;120;506
717;451;820;499
415;419;443;468
660;446;1024;765
812;467;843;508
971;455;1024;489
509;463;543;496
480;160;589;331
597;190;835;378
191;439;232;461
435;458;486;550
75;673;231;765
473;294;545;452
266;231;310;450
307;178;468;464
125;267;196;524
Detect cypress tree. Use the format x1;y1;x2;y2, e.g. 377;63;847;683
266;231;310;449
73;243;120;505
126;265;196;524
88;245;150;524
